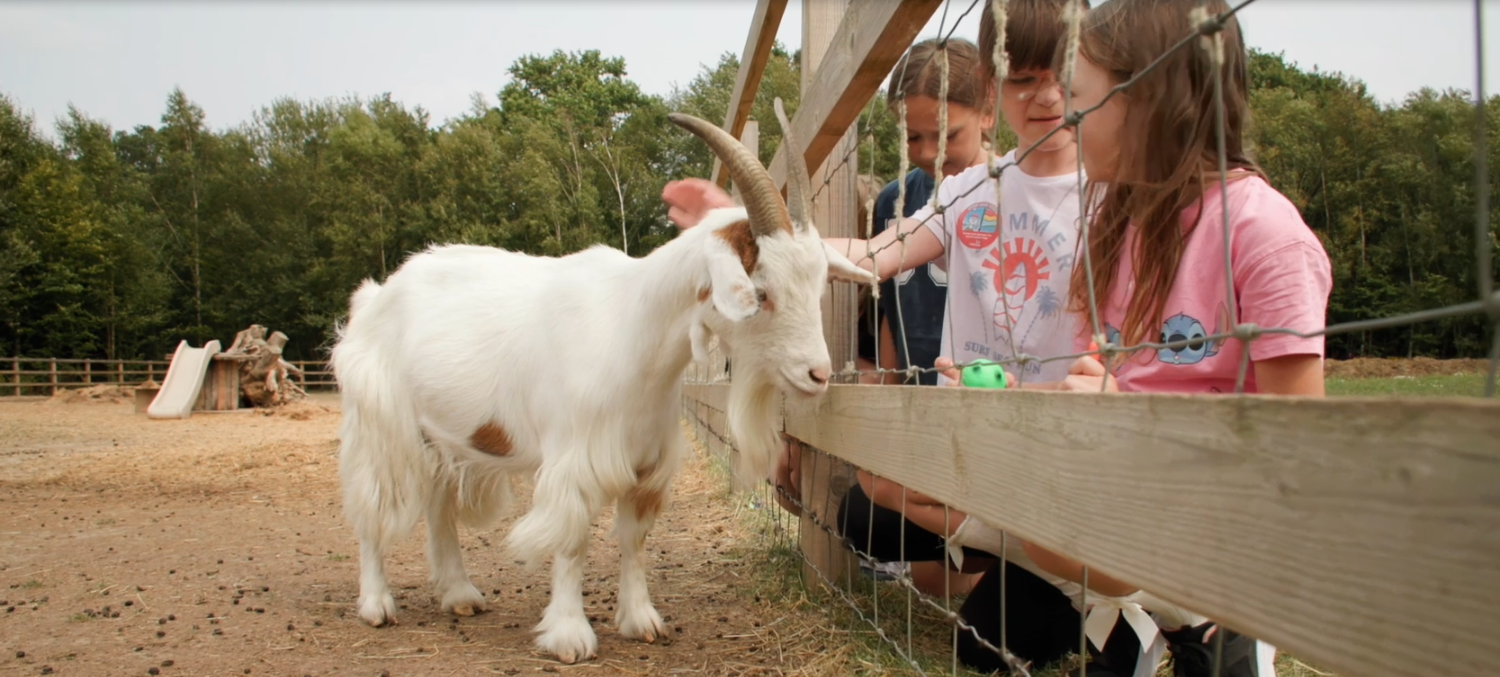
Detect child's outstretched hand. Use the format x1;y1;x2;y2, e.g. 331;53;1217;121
933;357;963;386
1059;354;1118;393
663;178;735;229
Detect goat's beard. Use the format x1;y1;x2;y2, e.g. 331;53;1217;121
725;367;781;493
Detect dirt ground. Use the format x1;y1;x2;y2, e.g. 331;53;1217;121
0;392;811;677
1322;356;1490;379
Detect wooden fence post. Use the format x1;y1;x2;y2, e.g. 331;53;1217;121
83;359;91;386
117;359;124;386
48;358;57;396
797;0;858;591
10;357;18;397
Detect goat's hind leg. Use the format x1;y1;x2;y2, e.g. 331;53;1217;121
343;433;405;627
425;476;487;617
614;485;668;643
354;525;398;626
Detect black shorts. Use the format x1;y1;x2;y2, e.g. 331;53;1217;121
837;484;1141;672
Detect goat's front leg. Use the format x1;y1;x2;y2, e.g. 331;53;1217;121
534;540;596;663
614;485;668;643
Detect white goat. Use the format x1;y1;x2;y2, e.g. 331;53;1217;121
331;100;873;663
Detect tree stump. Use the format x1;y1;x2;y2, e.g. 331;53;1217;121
222;324;306;408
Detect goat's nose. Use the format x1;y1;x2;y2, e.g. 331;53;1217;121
809;367;830;385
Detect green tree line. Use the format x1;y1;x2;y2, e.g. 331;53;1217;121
0;47;1494;362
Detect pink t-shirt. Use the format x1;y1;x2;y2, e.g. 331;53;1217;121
1078;176;1332;394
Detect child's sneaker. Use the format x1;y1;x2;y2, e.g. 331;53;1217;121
1160;622;1270;677
856;556;908;582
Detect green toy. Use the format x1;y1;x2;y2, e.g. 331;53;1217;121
960;359;1009;389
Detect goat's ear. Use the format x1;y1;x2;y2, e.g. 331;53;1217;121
823;241;878;285
706;249;760;321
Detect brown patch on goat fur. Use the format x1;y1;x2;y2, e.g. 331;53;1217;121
627;463;665;519
697;287;711;303
715;220;759;273
469;422;514;456
626;485;665;520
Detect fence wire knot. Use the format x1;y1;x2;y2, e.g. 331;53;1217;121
1190;6;1227;66
1231;322;1262;343
1193;8;1226;37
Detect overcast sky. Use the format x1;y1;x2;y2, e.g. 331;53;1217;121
2;0;1498;138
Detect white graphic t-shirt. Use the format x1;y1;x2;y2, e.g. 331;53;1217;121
914;151;1084;385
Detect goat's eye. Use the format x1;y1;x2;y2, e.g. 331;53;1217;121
756;289;776;311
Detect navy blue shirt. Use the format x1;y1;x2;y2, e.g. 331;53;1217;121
872;170;946;386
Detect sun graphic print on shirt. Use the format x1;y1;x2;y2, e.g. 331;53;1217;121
982;238;1055;339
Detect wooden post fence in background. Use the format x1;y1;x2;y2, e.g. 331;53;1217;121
0;357;261;397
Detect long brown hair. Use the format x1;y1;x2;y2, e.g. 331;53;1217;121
887;38;986;112
1066;0;1264;351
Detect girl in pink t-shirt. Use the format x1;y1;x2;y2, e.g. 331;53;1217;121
935;2;1332;676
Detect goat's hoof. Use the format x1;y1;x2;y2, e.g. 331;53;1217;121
358;593;397;627
617;604;667;644
441;584;487;617
535;615;597;665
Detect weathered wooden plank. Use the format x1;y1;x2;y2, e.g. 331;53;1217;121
796;0;863;591
767;0;943;188
784;385;1500;677
711;0;790;189
681;384;729;413
799;441;857;590
196;359;242;411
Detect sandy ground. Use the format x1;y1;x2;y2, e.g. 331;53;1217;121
0;393;806;677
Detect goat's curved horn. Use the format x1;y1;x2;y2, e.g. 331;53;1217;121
773;98;813;234
667;112;790;237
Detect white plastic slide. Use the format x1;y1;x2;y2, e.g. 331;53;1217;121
147;340;222;420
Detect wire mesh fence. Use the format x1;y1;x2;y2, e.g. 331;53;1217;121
684;0;1498;675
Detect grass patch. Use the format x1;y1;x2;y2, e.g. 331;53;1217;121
1326;372;1491;398
20;579;43;589
326;553;348;562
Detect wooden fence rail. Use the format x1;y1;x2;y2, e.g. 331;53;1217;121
681;383;1500;677
3;357;339;397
